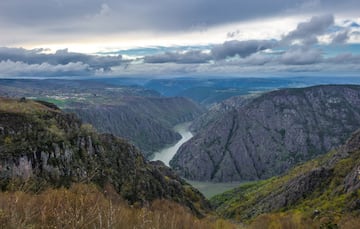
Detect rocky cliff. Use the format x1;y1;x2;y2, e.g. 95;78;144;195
69;96;204;158
210;127;360;224
0;79;205;159
171;85;360;181
0;97;210;216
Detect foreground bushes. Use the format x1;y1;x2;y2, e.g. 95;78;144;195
0;183;235;229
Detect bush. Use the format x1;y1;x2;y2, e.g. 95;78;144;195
0;183;236;229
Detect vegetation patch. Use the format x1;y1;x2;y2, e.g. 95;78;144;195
0;183;236;229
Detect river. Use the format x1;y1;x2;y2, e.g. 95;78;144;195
152;122;193;166
151;122;242;198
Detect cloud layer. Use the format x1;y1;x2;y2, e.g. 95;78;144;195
0;14;359;77
1;0;360;45
282;14;335;45
0;48;123;76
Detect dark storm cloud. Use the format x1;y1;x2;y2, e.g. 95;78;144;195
282;14;334;45
0;47;122;71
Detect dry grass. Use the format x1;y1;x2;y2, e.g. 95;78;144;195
0;183;237;229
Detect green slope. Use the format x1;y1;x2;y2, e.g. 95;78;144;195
0;97;210;216
211;130;360;227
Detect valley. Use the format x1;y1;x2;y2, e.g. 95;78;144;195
0;79;204;158
2;2;360;227
152;122;193;165
1;77;360;228
151;122;243;198
171;85;360;182
102;76;360;105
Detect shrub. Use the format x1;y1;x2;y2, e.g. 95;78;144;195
0;183;236;229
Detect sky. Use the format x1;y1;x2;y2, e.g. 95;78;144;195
0;0;360;78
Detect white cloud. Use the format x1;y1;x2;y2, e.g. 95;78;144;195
282;15;334;45
0;13;359;78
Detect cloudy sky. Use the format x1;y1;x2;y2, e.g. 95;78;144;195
0;0;360;77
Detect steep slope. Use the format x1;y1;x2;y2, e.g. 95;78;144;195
171;85;360;181
0;97;210;216
69;96;204;158
189;95;254;132
0;79;205;158
210;128;360;227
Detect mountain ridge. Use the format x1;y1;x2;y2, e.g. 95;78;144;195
0;97;210;216
70;96;204;158
171;85;360;182
210;126;360;227
0;79;205;158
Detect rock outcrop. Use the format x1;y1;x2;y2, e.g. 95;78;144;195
0;79;205;159
211;128;360;221
68;96;204;158
171;85;360;181
0;97;210;216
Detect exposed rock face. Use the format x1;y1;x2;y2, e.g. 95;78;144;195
342;130;360;192
69;97;204;158
0;98;210;216
257;167;333;213
0;79;204;159
171;85;360;181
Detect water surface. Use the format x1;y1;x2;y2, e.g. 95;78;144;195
152;122;193;166
151;122;242;198
186;180;243;198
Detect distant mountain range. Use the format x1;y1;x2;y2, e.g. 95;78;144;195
171;85;360;182
101;76;360;105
